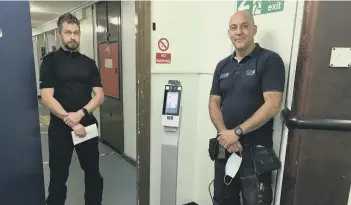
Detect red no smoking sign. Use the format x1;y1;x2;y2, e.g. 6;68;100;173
156;37;171;64
158;38;169;52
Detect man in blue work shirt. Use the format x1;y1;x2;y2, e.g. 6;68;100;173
209;11;285;205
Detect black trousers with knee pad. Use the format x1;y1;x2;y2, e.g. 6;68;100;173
45;120;103;205
213;145;273;205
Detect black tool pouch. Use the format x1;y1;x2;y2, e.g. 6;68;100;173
252;145;281;175
208;137;219;161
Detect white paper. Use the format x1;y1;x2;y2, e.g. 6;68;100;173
71;123;99;145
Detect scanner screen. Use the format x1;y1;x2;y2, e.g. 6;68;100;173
165;91;179;114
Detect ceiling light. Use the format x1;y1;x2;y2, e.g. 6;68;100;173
30;5;61;14
110;17;120;26
30;6;42;12
96;26;106;33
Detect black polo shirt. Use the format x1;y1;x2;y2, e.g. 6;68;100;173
210;44;285;148
39;47;102;126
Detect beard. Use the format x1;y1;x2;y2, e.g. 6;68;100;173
63;41;79;51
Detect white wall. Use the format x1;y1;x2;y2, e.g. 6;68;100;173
79;7;94;59
32;37;40;96
121;0;137;160
46;33;56;52
150;2;234;205
150;1;303;205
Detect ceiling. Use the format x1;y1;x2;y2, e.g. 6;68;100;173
30;1;90;29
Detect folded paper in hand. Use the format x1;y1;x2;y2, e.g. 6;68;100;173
71;123;99;145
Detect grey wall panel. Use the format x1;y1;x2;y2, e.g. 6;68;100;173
0;1;45;204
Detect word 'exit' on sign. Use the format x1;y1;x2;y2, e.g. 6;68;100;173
237;0;284;16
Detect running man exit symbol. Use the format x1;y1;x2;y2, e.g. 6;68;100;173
237;0;284;16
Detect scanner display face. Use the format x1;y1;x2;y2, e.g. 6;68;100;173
162;85;181;116
165;92;179;115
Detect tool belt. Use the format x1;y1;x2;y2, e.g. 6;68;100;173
208;137;219;161
208;137;281;175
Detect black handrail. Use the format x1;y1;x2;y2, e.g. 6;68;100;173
281;107;351;132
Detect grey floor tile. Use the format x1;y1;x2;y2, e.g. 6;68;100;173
41;130;136;205
43;153;136;205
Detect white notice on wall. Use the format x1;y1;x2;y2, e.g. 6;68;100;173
105;59;113;68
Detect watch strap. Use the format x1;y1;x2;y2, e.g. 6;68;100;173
81;108;89;117
234;126;244;138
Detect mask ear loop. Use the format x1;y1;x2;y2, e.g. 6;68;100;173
223;152;242;185
223;175;233;186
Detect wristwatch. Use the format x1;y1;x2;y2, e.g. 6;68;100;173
234;126;244;139
81;108;89;117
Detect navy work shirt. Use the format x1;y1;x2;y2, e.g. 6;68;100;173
39;47;103;126
210;44;285;148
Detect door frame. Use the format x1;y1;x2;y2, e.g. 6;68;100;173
271;1;306;204
94;1;125;154
135;1;151;205
275;1;319;204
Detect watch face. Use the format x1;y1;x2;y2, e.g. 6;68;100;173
235;127;242;136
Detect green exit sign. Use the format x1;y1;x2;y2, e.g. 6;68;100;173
237;0;285;16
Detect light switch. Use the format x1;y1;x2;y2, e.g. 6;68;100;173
329;47;351;68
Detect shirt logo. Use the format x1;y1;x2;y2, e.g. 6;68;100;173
220;72;229;79
245;69;256;76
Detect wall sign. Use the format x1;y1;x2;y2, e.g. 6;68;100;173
156;37;171;64
158;38;169;52
156;53;171;64
237;0;284;16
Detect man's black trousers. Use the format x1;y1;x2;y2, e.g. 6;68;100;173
46;121;103;205
213;145;273;205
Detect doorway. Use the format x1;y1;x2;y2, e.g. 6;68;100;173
29;1;137;204
1;1;148;204
95;1;125;154
280;1;351;205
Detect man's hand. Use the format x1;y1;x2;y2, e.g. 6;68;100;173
64;110;84;127
227;141;243;153
218;129;239;148
72;123;86;138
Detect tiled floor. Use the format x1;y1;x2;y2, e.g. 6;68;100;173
38;102;137;205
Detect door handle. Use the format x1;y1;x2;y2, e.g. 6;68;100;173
0;27;3;39
281;107;351;132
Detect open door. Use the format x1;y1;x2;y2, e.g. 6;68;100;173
280;1;351;205
95;1;124;154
